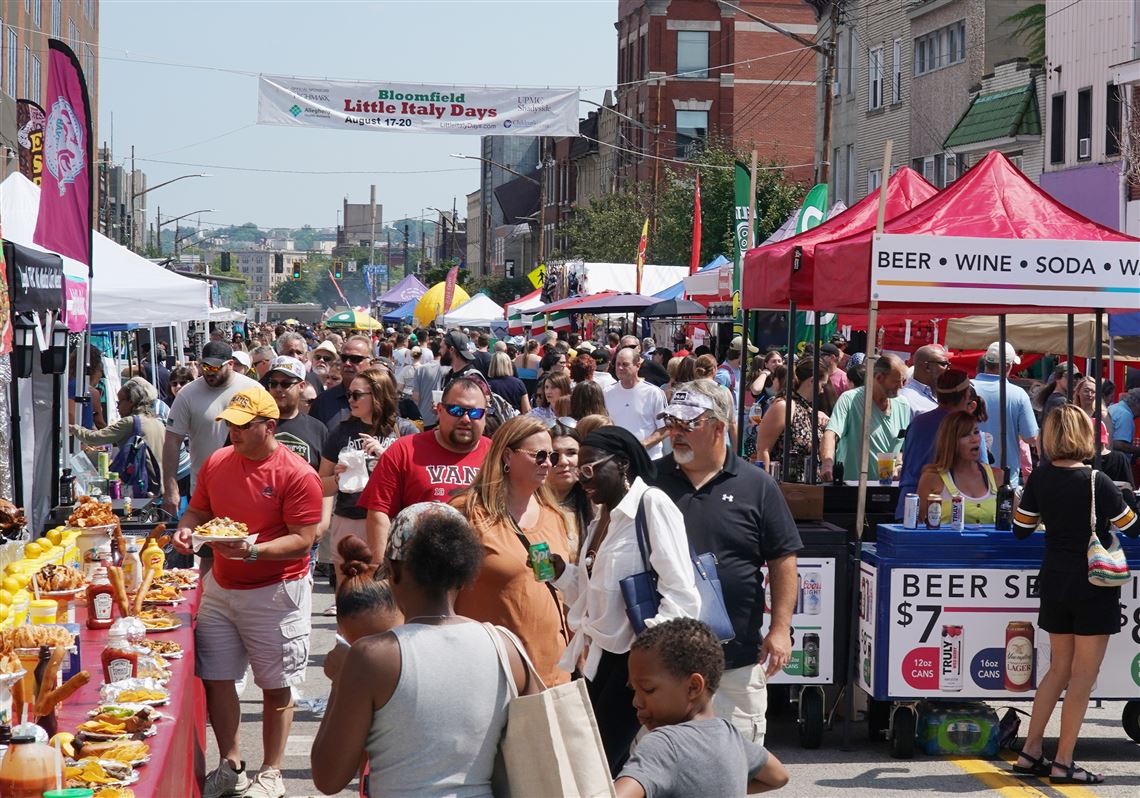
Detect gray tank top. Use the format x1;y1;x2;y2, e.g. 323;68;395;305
366;621;510;798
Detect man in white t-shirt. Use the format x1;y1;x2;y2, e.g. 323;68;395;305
604;347;668;458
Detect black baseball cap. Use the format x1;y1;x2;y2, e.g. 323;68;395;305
201;341;234;367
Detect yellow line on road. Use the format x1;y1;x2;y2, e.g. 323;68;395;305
949;755;1104;798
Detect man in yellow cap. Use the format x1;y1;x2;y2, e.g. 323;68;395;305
173;387;322;798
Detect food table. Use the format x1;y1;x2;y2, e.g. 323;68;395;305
858;523;1140;757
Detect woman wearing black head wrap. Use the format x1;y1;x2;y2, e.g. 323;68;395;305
549;425;701;775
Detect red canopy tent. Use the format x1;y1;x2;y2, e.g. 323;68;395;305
742;167;936;310
812;150;1140;314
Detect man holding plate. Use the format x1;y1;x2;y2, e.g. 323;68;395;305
173;387;322;798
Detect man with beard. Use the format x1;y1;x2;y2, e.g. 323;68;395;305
162;341;261;517
309;335;374;427
310;340;339;380
820;353;911;482
262;356;327;470
358;376;492;565
651;379;801;745
411;330;477;428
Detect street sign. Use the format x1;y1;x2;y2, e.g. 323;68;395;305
527;264;545;289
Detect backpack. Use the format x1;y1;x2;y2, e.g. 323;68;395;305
109;416;161;498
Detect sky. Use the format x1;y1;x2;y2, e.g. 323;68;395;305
97;0;618;233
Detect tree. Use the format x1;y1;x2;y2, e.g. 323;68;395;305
557;190;652;263
272;266;318;304
1004;4;1045;65
422;259;469;288
218;275;249;309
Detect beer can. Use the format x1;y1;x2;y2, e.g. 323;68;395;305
903;494;920;529
97;450;110;479
803;633;820;678
794;572;803;614
1004;621;1034;692
941;625;963;691
802;571;822;615
528;541;556;582
950;494;965;532
925;495;943;529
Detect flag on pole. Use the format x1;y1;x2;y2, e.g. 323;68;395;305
635;217;649;294
442;264;459;313
689;173;702;275
34;40;93;271
548;310;572;331
530;314;548;339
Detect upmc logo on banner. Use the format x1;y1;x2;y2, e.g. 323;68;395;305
871;234;1140;311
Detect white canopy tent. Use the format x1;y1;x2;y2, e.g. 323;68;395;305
0;172;211;324
946;314;1140;359
440;293;506;328
578;262;688;296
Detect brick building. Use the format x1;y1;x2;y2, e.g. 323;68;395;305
614;0;817;189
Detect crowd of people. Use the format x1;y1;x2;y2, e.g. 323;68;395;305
64;317;1140;795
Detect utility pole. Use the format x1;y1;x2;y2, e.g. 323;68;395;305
403;223;410;279
386;230;392;284
451;196;458;262
368;184;378;300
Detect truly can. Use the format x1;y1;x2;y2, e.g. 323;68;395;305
903;493;920;529
794;572;803;614
950;495;965;532
925;495;943;529
803;632;820;678
528;541;556;582
940;625;963;691
97;450;110;479
1005;621;1035;692
802;571;822;615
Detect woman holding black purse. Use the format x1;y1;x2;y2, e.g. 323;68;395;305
550;426;701;774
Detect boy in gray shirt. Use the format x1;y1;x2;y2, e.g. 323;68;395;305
616;619;788;797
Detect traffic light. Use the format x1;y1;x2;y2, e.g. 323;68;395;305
291;261;302;280
333;260;343;279
220;252;231;272
274;253;285;274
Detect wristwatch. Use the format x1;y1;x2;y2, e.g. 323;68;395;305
244;542;259;562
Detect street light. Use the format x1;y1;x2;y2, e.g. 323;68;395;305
156;209;214;256
449;153;539;185
127;173;210;251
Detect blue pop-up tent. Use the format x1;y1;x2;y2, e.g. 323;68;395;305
382;296;419;323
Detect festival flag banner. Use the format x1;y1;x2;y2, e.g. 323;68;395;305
507;310;532;336
16;100;45;185
33;40;93;270
530;314;548;338
442;264;459;314
731;162;752;294
635;218;649;294
258;75;580;137
795;184;829;235
548;310;572;331
62;274;88;332
690;173;702;275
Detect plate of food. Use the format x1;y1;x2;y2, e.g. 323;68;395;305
192;517;257;550
74;738;151;767
93;788;136;798
136;608;181;633
33;563;87;596
77;704;161;740
65;758;139;790
158;568;200;589
140;639;183;660
67;496;118;529
2;624;77;656
140;583;184;605
100;678;170;707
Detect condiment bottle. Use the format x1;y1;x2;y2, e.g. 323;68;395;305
101;628;138;683
121;540;143;594
108;472;122;500
0;734;62;797
58;468;75;507
140;537;165;577
86;569;116;630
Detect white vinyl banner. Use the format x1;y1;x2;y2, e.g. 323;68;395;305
870;234;1140;310
257;75;580;136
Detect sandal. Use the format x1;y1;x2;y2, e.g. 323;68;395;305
1012;751;1051;776
1050;762;1104;784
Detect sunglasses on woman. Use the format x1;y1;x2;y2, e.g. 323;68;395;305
443;404;487;420
347;390;371;401
511;448;562;466
576;453;616;480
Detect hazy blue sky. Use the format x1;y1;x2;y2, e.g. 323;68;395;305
98;0;617;232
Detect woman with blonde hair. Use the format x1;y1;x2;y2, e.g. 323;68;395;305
451;415;572;686
917;410;1004;524
1011;404;1137;784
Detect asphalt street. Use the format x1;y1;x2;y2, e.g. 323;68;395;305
208;578;1140;798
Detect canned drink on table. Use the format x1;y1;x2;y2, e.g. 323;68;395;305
950;494;965;532
802;571;822;615
97;450;110;479
794;572;803;614
528;541;556;582
940;625;963;691
903;493;920;529
925;495;943;529
803;633;820;678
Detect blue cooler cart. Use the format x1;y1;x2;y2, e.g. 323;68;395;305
858;523;1140;758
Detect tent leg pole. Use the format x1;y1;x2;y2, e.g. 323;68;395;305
782;302;796;478
854;300;878;541
811;313;822;483
738;309;750;457
1094;309;1103;471
9;378;22;511
999;316;1008;475
1066;314;1074;401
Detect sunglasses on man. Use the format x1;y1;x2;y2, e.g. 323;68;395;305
312;353;337;363
442;404;486;420
200;361;229;375
341;353;371;365
266;378;300;390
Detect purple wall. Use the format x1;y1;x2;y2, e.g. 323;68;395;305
1039;162;1123;230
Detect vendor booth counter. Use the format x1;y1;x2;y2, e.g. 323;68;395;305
858;523;1140;757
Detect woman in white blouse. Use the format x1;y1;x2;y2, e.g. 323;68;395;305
550;425;701;775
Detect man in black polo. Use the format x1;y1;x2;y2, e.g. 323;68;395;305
651;378;802;745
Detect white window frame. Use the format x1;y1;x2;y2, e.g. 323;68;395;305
846;28;856;96
51;0;60;37
22;43;29;98
832;146;841;202
921;156;936;182
30;52;39;101
868;46;883;110
943;152;958;185
676;30;709;79
868;169;882;193
845;143;856;206
892;39;902;104
6;28;15;98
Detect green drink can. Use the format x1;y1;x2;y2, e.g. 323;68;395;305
97;450;110;479
529;541;555;582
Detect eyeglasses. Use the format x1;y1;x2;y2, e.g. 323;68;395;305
512;448;562;466
312;354;336;363
251;359;268;368
442;404;487;420
225;419;268;431
662;414;713;432
930;360;951;369
200;362;227;375
266;379;300;390
341;354;371;365
170;380;189;387
576;454;616;480
347;390;371;401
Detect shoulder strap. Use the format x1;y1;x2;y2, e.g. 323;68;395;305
480;622;546;698
938;470;958;497
634;494;651;572
980;462;998;494
1090;467;1098;538
132;415;142;439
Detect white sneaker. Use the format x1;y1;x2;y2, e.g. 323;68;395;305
246;768;285;798
322;604;337;616
204;759;250;798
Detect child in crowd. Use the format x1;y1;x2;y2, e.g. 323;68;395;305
616;619;788;797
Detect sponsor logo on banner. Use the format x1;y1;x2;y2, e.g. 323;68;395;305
257;75;580;137
871;233;1140;310
16;100;45;185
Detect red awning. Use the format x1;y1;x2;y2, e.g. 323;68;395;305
742;167;936;310
812;150;1140;315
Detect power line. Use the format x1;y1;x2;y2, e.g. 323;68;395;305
134;157;479;176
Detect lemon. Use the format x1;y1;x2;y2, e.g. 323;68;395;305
1;577;20;594
49;732;75;758
46;528;63;546
0;589;11;606
23;540;42;558
0;605;9;623
4;562;26;576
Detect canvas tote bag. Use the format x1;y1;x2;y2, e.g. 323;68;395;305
482;624;616;798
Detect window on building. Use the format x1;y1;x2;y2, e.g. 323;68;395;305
832;146;841;202
1107;83;1122;157
641;31;648;79
914;20;966;76
846;28;856;96
1076;87;1092;161
32;0;41;28
22;44;28;98
835;31;846;97
30;53;39;100
1050;93;1065;163
677;31;709;79
52;0;60;37
618;41;625;84
6;29;15;98
892;39;902;104
868;169;882;193
868;47;883;110
676;110;708;157
913;155;935;182
845;143;855;206
69;19;77;50
943;152;959;185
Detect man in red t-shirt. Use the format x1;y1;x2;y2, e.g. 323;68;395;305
359;376;492;565
173;387;322;798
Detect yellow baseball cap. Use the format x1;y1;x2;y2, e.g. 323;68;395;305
216;387;280;425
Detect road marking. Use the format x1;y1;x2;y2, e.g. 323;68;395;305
948;756;1056;798
284;733;315;757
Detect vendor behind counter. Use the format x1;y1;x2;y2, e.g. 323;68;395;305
917;410;1003;524
70;376;166;490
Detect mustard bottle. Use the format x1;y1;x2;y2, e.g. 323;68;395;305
140;537;165;577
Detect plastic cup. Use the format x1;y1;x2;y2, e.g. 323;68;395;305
28;599;58;625
876;453;895;484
